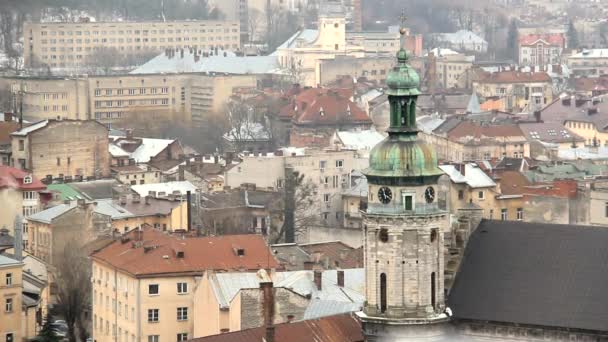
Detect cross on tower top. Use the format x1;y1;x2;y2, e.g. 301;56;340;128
399;11;407;29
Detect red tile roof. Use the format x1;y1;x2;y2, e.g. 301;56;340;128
0;166;46;191
190;313;363;342
279;88;371;126
91;226;280;276
519;33;565;47
477;71;552;84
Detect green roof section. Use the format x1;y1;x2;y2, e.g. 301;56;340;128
46;183;89;201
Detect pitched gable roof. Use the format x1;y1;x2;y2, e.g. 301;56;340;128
91;226;279;276
0;166;46;191
448;220;608;332
190;313;363;342
280;88;371;126
519;33;565;46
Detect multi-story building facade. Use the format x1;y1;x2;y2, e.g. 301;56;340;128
225;149;368;232
23;20;240;68
430;49;475;89
518;33;565;67
472;70;553;112
90;227;279;342
0;255;23;342
0;72;258;129
0;166;47;242
567;49;608;77
10;120;111;181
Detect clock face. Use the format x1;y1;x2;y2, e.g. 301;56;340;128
425;186;435;203
378;187;392;204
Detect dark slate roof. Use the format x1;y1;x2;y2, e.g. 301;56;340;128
448;220;608;332
69;180;121;200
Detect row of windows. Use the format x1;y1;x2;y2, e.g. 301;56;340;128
95;112;124;120
148;282;188;295
146;307;189;322
94;98;169;108
95;87;169;96
93;316;188;342
488;208;524;221
42;93;68;100
41;35;237;45
40;27;237;36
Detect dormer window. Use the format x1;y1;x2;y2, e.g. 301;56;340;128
319;107;325;116
23;175;32;185
347;105;351;116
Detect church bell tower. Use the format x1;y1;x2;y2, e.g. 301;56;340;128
358;18;450;341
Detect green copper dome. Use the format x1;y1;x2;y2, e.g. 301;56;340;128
385;49;421;97
365;134;443;181
364;46;443;183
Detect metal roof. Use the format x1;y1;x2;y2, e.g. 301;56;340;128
439;163;496;188
27;203;76;224
448;219;608;332
0;254;21;267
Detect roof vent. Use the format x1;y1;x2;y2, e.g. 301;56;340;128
162;255;169;259
234;247;245;256
176;251;185;258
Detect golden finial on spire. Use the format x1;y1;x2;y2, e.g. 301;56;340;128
399;10;407;35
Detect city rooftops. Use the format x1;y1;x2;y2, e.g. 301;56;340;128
91;226;280;276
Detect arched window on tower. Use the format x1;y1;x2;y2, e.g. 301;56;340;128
380;273;387;313
431;272;436;310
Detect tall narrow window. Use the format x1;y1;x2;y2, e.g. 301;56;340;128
380;273;387;313
431;272;436;310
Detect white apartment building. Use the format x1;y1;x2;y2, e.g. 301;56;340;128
23;20;240;68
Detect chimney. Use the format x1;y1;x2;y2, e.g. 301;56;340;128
260;282;275;342
145;195;151;205
186;191;192;231
313;269;322;291
561;97;571;106
132;194;141;203
126;129;134;140
135;227;143;241
303;261;314;270
77;198;86;208
533;110;541;122
3;112;13;122
178;165;186;181
337;269;344;287
148;190;157;198
13;216;23;261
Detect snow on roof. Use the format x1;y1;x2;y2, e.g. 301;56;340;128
94;199;133;219
439;163;496;188
416;115;446;134
437;30;487;45
0;254;21;267
109;144;130;157
570;49;608;58
558;146;608;160
131;49;282;75
272;29;320;53
110;136;176;163
131;181;197;197
11;120;49;136
211;269;364;309
426;48;460;57
335;130;384;151
27;203;76;224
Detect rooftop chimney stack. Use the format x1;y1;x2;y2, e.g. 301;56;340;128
314;269;322;290
3;112;13;122
13;215;23;261
260;282;275;342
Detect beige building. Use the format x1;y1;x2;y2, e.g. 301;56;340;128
273;8;365;86
473;70;553;113
0;254;23;342
431;49;475;89
225;149;368;232
10;120;110;181
0;72;258;128
24;20;240;68
90;227;279;342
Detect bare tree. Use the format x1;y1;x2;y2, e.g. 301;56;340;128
54;238;92;342
85;47;123;75
273;170;318;243
224;99;271;152
248;8;263;43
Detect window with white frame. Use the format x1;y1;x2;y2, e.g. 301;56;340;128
177;307;188;321
177;333;188;342
148;309;159;322
517;208;523;221
177;282;188;294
